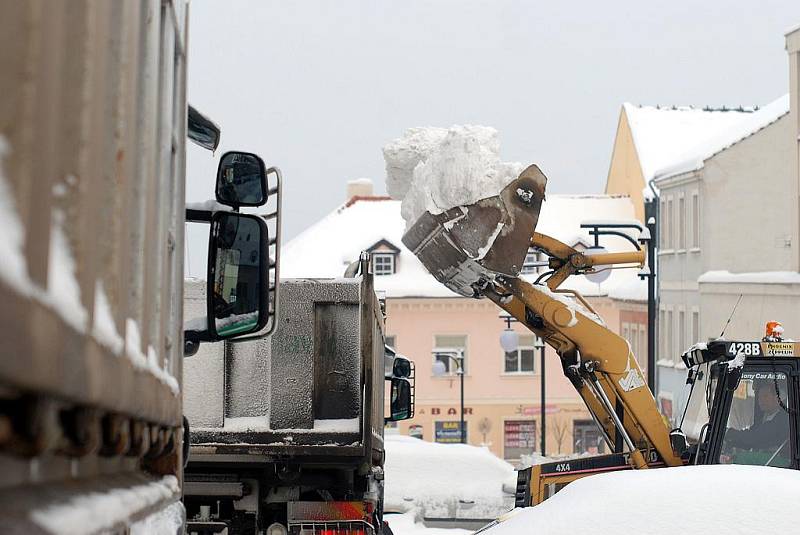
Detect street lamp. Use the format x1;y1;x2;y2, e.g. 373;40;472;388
499;313;548;456
534;336;546;456
432;349;466;444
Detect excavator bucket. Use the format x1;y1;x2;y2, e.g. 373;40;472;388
401;164;548;297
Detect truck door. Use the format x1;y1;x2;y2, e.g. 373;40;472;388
708;360;799;469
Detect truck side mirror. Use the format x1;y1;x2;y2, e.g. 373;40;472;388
207;211;269;339
388;377;413;421
392;356;412;379
216;151;268;208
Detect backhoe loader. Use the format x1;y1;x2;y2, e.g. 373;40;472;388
401;166;800;507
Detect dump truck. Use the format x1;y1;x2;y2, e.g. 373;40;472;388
401;165;800;507
0;2;284;531
182;254;415;535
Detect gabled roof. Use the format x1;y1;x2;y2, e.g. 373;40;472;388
623;103;756;183
281;194;646;300
653;94;790;181
366;239;400;254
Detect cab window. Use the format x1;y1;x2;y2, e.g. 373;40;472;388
719;370;792;468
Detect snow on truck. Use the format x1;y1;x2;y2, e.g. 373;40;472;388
0;2;283;532
182;254;416;535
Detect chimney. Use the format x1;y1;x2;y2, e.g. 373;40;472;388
346;178;374;200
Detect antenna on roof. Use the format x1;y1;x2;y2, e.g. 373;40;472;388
718;294;743;339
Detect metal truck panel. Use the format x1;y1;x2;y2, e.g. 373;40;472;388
0;0;189;528
188;276;385;458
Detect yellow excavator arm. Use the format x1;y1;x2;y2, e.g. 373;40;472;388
401;166;683;503
482;233;682;470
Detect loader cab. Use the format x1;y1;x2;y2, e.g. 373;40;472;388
680;339;800;469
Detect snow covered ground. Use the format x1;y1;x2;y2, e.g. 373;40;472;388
385;511;472;535
476;465;800;535
384;434;516;521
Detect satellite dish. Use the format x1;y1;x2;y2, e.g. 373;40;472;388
584;246;611;284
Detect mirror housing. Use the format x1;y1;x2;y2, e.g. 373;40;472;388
216;151;268;208
388;377;414;422
393;356;413;379
206;211;270;340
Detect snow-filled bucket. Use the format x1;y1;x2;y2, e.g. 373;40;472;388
401;164;547;297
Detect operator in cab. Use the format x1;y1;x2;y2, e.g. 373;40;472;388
723;380;790;452
720;321;792;466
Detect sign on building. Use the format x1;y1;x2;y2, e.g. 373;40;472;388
435;421;466;443
504;420;537;459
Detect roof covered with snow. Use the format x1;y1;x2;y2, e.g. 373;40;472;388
623;103;757;183
653;94;789;180
281;193;646;300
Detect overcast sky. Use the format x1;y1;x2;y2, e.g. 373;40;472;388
184;0;800;277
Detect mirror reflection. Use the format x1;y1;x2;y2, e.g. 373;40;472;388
216;151;267;207
211;213;265;337
390;378;412;421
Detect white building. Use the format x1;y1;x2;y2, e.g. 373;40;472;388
649;26;800;422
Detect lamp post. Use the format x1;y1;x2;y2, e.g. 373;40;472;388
432;349;465;444
534;336;546;455
500;314;548;456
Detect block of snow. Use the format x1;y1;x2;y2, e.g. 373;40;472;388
383;125;524;227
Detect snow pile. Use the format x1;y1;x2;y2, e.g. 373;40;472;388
479;465;800;535
383;126;524;226
384;435;515;519
386;510;471;535
382;127;447;199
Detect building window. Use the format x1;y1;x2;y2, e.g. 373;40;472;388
666;197;674;249
691;310;699;345
504;335;535;373
666;309;673;361
678;309;686;363
659;308;666;363
638;324;647;367
385;335;396;350
659;394;674;425
691;193;700;248
521;248;541;274
504;420;537;459
372;253;395;276
573;420;605;454
433;334;467;375
678;196;685;250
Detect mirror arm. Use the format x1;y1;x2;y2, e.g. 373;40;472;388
186;208;213;223
183;329;214;357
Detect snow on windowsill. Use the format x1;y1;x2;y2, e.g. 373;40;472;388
698;270;800;285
